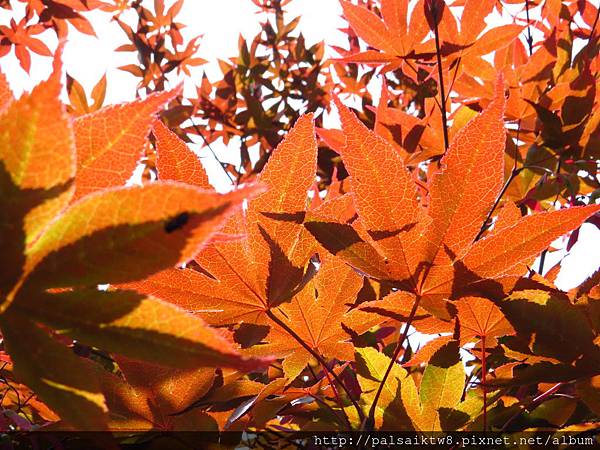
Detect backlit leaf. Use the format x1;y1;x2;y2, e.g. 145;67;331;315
0;67;75;307
333;97;419;284
455;296;515;346
419;340;465;431
462;204;600;279
247;114;318;305
251;257;368;380
340;1;399;55
17;289;272;371
424;76;506;266
21;182;261;290
0;70;14;112
355;347;421;430
154;119;212;189
73;89;178;200
502;289;597;363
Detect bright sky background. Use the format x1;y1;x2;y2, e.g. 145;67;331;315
0;0;598;290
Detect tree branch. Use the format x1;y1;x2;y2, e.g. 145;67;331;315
433;6;449;152
525;0;534;56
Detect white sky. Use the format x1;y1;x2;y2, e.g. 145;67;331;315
0;0;598;289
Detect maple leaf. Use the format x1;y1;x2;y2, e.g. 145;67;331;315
307;75;600;320
0;70;13;113
153;119;212;189
0;311;109;430
122;116;375;387
0;64;74;300
66;73;107;115
501;289;598;365
329;94;421;288
339;0;522;75
125;114;320;324
245;256;378;380
72;88;179;200
354;346;420;430
0;16;51;72
99;357;217;431
338;0;431;68
14;289;269;371
19;182;261;291
0;61;270;430
455;296;515;348
355;341;470;431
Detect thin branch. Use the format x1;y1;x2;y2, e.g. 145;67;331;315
174;96;236;184
474;167;524;241
525;0;534;56
265;308;364;425
446;56;462;103
320;361;353;430
538;157;563;274
362;295;422;432
154;63;236;184
481;336;487;432
308;391;352;430
500;382;564;432
587;6;600;55
433;5;449;152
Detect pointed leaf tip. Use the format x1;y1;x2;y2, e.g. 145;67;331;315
154;119;212;190
73;89;180;200
424;72;506;265
333;96;419;282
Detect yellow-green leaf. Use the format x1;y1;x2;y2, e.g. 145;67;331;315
355;347;420;430
419;340;465;431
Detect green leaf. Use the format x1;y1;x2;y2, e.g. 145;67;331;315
355;347;420;430
529;397;577;428
419;340;465;431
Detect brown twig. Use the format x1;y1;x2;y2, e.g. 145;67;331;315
432;4;449;152
320;365;353;430
481;336;487;431
525;0;534;56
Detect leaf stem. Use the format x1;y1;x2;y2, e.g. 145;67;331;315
481;336;487;432
265;308;364;425
525;0;533;56
474;167;523;241
320;361;353;430
361;294;422;431
309;392;352;430
432;5;449;152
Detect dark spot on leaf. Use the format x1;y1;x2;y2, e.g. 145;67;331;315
164;212;190;233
